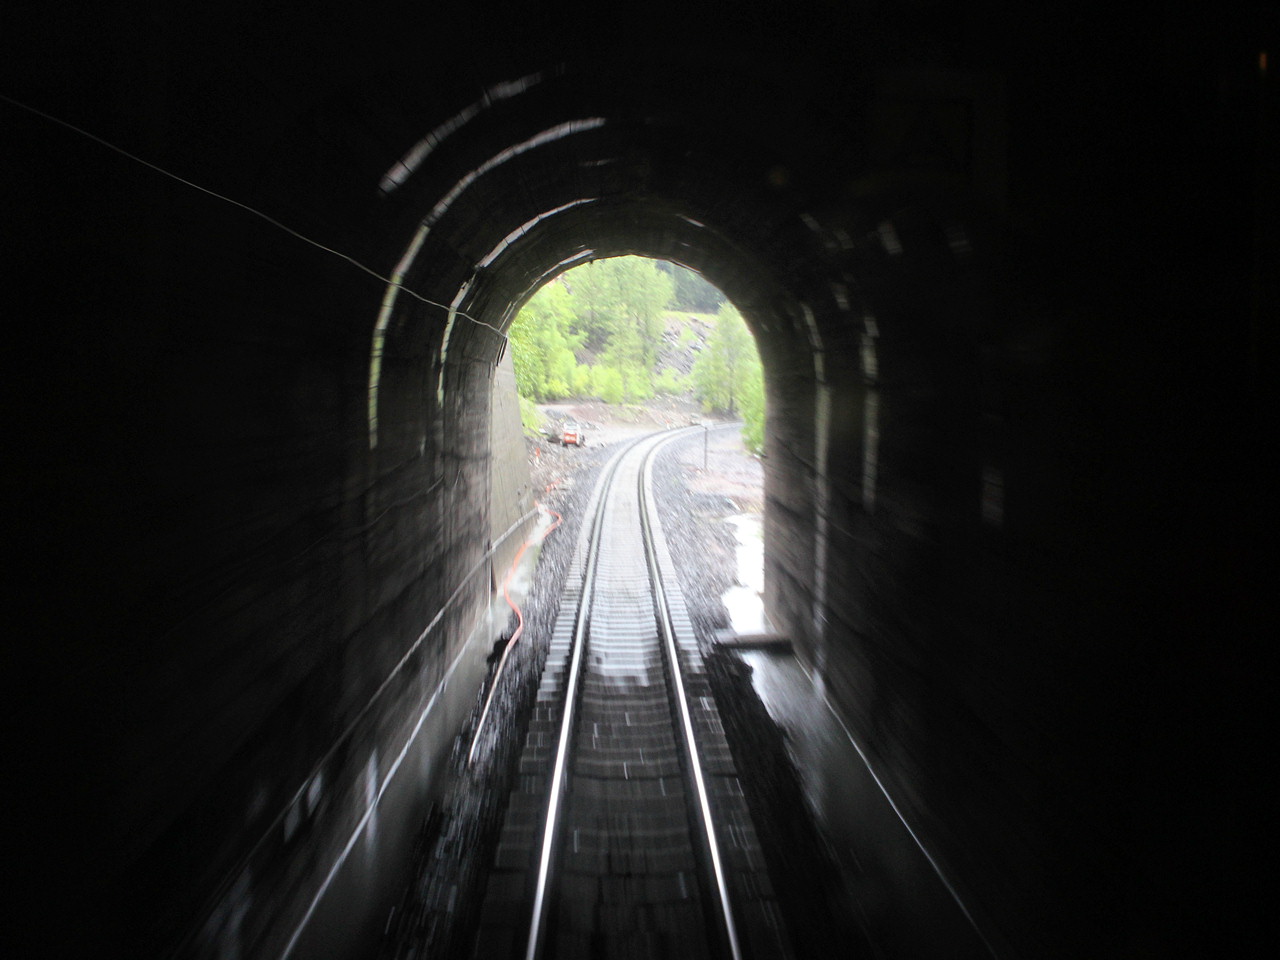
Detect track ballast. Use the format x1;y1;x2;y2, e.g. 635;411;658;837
472;429;791;960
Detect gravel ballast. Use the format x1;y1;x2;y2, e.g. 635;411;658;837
652;428;868;959
378;437;615;960
379;426;863;959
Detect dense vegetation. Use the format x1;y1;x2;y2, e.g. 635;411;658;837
691;303;764;454
656;259;726;313
508;257;764;452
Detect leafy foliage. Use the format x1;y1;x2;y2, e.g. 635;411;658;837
592;366;624;403
507;281;582;401
692;303;754;415
507;256;763;454
738;360;765;455
653;368;686;395
567;258;672;369
692;303;764;454
518;394;544;436
663;262;725;313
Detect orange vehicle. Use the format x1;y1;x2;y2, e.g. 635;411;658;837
560;422;586;446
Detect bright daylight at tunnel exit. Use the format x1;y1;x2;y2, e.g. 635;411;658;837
3;4;1266;960
508;257;764;452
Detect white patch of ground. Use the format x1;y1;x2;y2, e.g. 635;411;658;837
723;513;767;635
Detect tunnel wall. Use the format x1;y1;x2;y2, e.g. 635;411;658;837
491;350;536;580
2;61;518;960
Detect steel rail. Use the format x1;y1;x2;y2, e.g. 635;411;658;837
639;434;744;960
522;434;645;960
523;426;740;960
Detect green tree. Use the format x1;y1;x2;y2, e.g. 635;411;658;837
592;366;624;404
570;363;593;397
622;367;654;402
738;354;765;454
508;280;583;400
518;394;545;436
565;257;673;368
692;302;758;416
602;310;647;371
654;368;686;395
665;263;725;312
511;257;708;412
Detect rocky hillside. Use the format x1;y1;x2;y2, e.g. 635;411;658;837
654;310;715;377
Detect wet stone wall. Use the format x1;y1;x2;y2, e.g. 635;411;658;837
490;351;536;577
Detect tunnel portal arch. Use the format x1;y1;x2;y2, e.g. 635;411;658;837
362;72;905;672
365;70;999;653
347;65;1022;956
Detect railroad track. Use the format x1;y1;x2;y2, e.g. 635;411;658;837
472;428;791;960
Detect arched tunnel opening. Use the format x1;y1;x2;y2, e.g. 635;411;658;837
355;95;1000;959
2;5;1267;960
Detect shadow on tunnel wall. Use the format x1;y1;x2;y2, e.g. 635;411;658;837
1;2;1269;958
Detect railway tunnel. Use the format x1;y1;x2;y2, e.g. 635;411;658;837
2;3;1267;959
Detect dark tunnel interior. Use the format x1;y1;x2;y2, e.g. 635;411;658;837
2;2;1270;958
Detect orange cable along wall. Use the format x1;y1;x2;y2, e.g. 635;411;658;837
469;490;563;764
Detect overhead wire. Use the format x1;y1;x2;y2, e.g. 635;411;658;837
0;88;541;956
0;91;507;340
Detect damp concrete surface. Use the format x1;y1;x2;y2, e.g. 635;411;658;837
717;454;993;959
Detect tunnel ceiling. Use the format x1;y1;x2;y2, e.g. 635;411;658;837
367;58;884;424
381;71;846;304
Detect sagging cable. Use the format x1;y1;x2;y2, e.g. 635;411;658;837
0;92;505;339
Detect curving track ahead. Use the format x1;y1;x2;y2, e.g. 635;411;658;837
472;429;791;960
